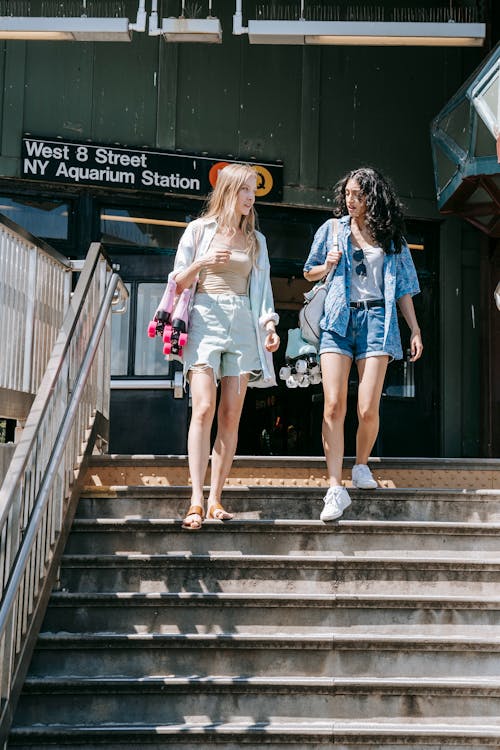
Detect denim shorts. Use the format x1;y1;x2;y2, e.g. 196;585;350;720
319;305;389;361
183;293;262;384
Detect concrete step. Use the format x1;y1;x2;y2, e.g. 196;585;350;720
8;719;500;749
65;518;500;556
58;553;500;596
77;486;500;523
83;454;500;492
13;676;500;726
43;591;500;634
29;632;500;680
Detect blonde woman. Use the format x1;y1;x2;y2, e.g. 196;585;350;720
172;164;280;529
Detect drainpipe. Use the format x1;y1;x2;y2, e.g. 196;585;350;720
149;0;161;35
233;0;248;35
129;0;147;32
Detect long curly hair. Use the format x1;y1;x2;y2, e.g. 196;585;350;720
333;167;405;253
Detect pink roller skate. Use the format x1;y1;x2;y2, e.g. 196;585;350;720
147;274;177;339
163;287;191;357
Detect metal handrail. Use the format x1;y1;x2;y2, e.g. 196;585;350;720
0;213;72;422
0;241;127;743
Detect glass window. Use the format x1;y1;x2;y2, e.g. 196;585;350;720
0;195;69;239
110;283;131;376
474;115;496;157
440;98;470;153
478;73;499;127
135;283;172;376
100;207;189;249
435;146;458;192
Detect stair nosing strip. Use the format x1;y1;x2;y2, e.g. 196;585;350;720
47;591;500;608
35;631;500;649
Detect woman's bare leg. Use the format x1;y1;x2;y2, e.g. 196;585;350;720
355;355;389;464
184;369;217;527
207;374;250;517
320;353;352;486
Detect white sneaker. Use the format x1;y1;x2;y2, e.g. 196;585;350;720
352;463;378;489
320;485;351;521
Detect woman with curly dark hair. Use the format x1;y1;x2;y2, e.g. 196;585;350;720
303;167;423;521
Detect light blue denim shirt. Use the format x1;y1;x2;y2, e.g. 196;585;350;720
173;218;279;387
303;215;420;361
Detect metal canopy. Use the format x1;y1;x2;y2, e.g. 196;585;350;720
431;42;500;237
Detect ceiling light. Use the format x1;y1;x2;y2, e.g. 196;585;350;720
149;0;221;43
0;1;146;41
159;17;222;43
245;20;485;47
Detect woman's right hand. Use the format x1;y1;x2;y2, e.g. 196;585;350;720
325;248;342;270
201;248;232;267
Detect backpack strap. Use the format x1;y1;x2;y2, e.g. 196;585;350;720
324;218;339;282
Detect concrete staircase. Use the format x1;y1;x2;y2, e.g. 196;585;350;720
7;460;500;749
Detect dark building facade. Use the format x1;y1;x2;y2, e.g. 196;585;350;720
0;1;498;457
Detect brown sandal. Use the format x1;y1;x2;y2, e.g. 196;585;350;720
207;502;233;521
181;505;204;530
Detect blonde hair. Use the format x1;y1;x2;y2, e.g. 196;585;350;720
202;163;258;262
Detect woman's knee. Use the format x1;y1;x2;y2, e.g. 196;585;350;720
191;397;216;425
323;397;347;422
217;403;244;432
357;402;380;424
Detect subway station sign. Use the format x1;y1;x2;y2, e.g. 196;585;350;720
21;136;283;201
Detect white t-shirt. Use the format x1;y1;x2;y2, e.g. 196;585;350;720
350;245;384;302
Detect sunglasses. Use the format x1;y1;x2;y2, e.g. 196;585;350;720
353;248;367;277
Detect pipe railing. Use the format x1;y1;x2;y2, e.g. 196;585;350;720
0;215;72;422
0;242;127;743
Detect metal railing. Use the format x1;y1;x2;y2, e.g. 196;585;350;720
0;242;127;743
0;215;72;422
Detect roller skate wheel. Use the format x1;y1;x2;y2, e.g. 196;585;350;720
163;343;172;355
163;326;172;344
309;364;320;376
286;376;299;388
279;366;291;380
178;333;188;347
295;359;307;374
147;321;157;338
298;375;310;387
310;373;322;385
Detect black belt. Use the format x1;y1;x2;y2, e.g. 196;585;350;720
350;299;385;309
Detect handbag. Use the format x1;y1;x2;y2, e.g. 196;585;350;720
299;218;338;347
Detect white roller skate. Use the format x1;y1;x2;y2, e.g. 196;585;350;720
281;328;322;389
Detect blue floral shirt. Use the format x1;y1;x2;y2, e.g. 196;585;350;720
303;215;420;361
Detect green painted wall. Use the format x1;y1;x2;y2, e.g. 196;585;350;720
0;2;484;213
0;0;489;456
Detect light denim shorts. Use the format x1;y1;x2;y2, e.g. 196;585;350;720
320;305;389;361
183;293;262;384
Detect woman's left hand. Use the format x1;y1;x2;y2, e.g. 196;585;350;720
409;329;423;361
265;331;280;353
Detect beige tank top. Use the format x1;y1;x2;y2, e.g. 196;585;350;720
197;232;252;296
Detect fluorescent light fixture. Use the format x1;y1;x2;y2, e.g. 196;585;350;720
149;0;221;42
152;17;222;43
0;2;147;41
246;20;486;47
0;17;131;41
102;214;188;228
